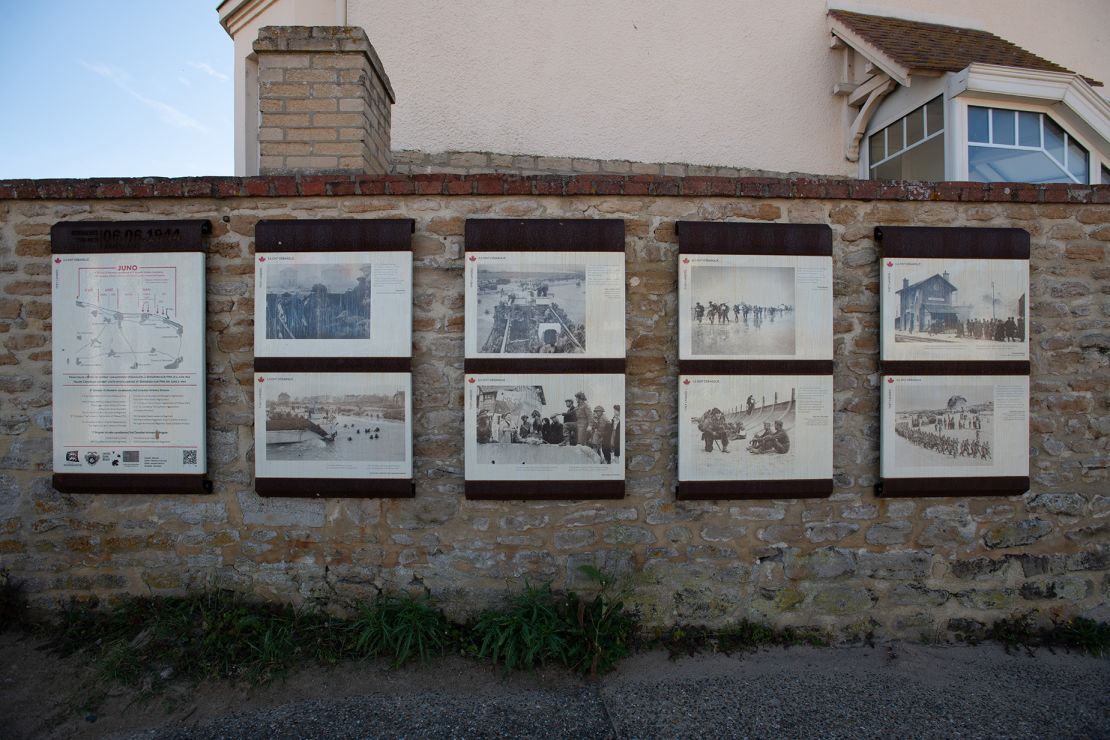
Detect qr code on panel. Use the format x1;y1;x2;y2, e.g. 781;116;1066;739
183;449;198;466
123;451;139;463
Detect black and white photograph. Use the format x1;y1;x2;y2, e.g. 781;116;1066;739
465;252;625;358
882;375;1029;479
679;375;832;481
475;264;587;353
266;261;372;340
882;257;1028;361
689;266;795;356
893;384;994;467
255;251;412;358
255;372;412;479
679;254;832;360
465;373;625;481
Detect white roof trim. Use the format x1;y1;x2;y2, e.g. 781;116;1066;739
218;0;280;37
828;17;911;87
951;63;1110;146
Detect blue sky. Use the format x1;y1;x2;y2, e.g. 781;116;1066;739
0;1;233;178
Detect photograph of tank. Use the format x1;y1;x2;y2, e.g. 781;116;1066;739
688;266;795;356
893;384;993;467
473;381;622;467
474;265;587;353
261;374;407;464
884;258;1027;360
265;262;373;340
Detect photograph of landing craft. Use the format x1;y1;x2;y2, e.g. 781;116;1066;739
476;265;587;353
72;300;185;370
265;387;406;463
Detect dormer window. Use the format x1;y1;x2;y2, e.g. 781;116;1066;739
829;10;1108;184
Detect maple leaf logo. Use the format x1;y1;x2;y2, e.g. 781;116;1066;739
682;257;689;264
682;378;691;385
54;257;62;264
887;377;894;384
468;254;477;262
467;377;476;384
886;261;893;267
259;256;266;263
257;377;265;383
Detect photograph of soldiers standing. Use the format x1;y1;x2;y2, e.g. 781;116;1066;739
475;385;621;466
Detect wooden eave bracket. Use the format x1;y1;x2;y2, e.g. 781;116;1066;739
846;76;896;162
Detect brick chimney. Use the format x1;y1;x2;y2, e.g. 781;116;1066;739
253;27;395;175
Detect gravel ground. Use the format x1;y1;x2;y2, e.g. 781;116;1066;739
119;644;1108;740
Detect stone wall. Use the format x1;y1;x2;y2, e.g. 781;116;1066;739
0;174;1106;638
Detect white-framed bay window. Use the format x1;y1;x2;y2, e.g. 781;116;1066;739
860;65;1109;184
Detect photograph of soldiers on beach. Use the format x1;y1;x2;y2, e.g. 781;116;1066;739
474;264;588;354
467;374;625;480
680;375;832;481
688;266;795;356
893;384;993;468
883;258;1028;361
265;262;372;340
256;372;411;478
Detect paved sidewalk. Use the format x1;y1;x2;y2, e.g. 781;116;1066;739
126;645;1108;740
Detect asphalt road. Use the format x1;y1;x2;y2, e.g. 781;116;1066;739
126;644;1110;740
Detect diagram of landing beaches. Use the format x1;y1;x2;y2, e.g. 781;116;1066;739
68;266;186;371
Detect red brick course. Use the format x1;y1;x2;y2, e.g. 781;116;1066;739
0;175;1104;204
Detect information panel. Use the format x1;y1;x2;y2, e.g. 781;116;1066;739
51;220;209;494
252;219;415;498
463;219;627;500
675;221;834;500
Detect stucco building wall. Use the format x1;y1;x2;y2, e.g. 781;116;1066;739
0;175;1106;636
224;0;1110;176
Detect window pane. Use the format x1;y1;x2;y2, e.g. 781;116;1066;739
1018;112;1040;147
873;157;902;180
968;106;989;143
897;134;945;180
905;106;925;145
992;109;1015;145
888;118;905;154
869;131;884;165
1044;117;1066;164
969;145;1071;183
1103;164;1110;185
926;97;943;135
1067;138;1088;182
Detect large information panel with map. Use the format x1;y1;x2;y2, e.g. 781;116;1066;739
51;220;210;494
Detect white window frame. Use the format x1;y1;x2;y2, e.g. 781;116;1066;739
867;97;945;178
860;65;1109;183
950;96;1101;183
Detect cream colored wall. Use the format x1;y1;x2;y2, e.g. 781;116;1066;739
225;0;1110;175
222;0;340;174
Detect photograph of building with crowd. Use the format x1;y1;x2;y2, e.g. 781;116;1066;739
474;264;587;353
261;374;407;465
473;382;621;466
893;383;993;467
688;266;795;356
890;261;1027;351
265;262;373;340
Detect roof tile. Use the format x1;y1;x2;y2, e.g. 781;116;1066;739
829;10;1101;87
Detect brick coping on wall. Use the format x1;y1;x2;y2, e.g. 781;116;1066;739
0;174;1107;203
